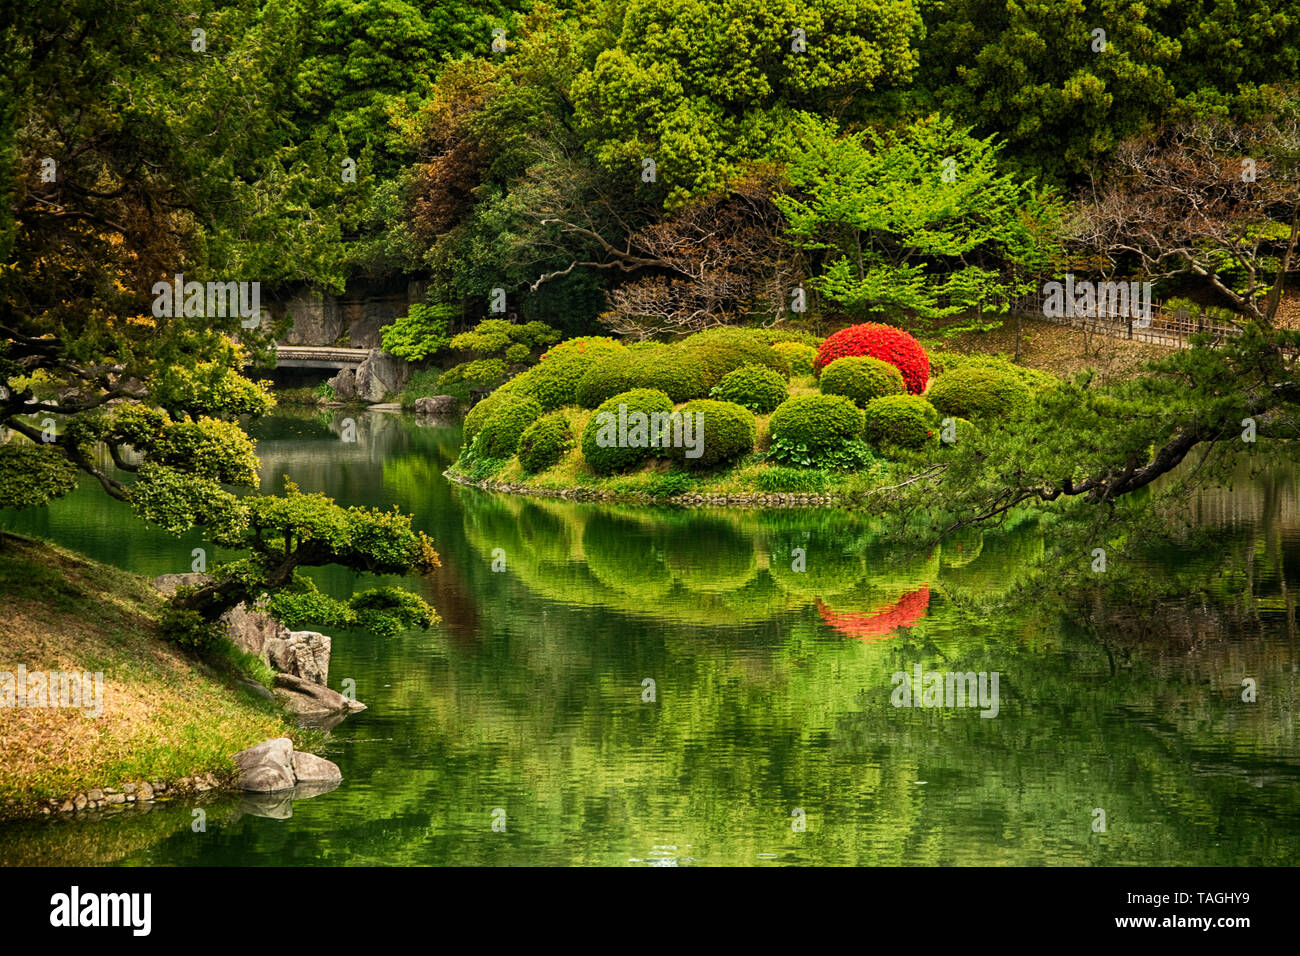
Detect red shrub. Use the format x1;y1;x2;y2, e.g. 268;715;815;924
815;324;929;394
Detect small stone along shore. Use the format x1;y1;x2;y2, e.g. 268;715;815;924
443;470;842;508
37;773;227;818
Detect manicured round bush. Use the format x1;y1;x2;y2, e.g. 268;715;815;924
512;337;628;410
819;356;907;407
462;388;514;445
580;388;675;474
574;346;709;407
670;399;756;469
768;394;864;455
772;341;819;375
925;366;1031;420
710;364;789;414
928;351;1058;392
517;413;572;473
681;328;791;383
816;323;929;394
474;396;543;458
862;394;940;449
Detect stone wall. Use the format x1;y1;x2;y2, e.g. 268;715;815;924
267;279;426;349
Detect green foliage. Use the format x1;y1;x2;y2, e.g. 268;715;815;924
819;356;907;407
926;366;1033;421
768;394;864;456
508;336;629;410
0;445;79;509
750;328;824;348
772;341;819;374
518;413;573;473
671;399;756;469
710;365;789;414
646;470;696;498
581;388;675;474
380;302;455;362
754;466;831;492
575;346;709;407
462;390;509;445
928;351;1058;392
777;113;1063;326
350;586;439;638
474;396;543;458
159;606;223;652
862;394;940;449
680;327;792;382
570;0;924;206
441;318;562;394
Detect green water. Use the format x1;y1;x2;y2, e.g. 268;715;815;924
2;408;1297;866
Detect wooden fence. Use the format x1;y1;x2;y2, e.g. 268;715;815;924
1003;285;1240;349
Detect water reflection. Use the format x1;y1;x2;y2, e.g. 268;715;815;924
1;409;1296;866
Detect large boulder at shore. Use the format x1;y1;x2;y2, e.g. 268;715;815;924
327;367;357;402
413;395;459;418
232;737;296;792
150;575;290;659
292;751;343;785
233;737;343;794
353;349;409;403
265;630;331;686
273;672;366;719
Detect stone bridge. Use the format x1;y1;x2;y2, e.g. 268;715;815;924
267;345;371;370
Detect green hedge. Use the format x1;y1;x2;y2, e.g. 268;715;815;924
772;341;819;374
575;346;709;407
928;351;1058;391
926;366;1032;420
474;396;543;458
580;388;676;474
710;364;789;413
862;394;940;449
680;328;791;383
518;413;572;473
462;389;511;445
768;394;864;454
509;337;627;410
670;399;756;469
819;356;906;407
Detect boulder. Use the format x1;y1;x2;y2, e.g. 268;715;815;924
233;737;296;792
219;599;291;659
265;630;330;686
327;367;357;402
292;751;343;785
151;572;210;596
413;395;459;418
273;672;366;719
353;349;409;403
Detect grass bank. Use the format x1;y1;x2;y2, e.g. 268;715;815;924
0;532;309;820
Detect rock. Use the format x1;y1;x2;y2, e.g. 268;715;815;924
292;751;343;785
367;402;402;412
123;783;136;794
73;794;87;811
353;349;409;403
327;367;357;402
265;630;331;686
281;289;343;346
273;673;366;721
151;572;210;596
236;676;276;702
137;782;154;801
233;737;297;792
87;789;103;802
60;800;74;813
105;793;126;805
413;395;459;418
219;599;290;660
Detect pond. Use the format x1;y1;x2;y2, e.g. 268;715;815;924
1;408;1297;865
